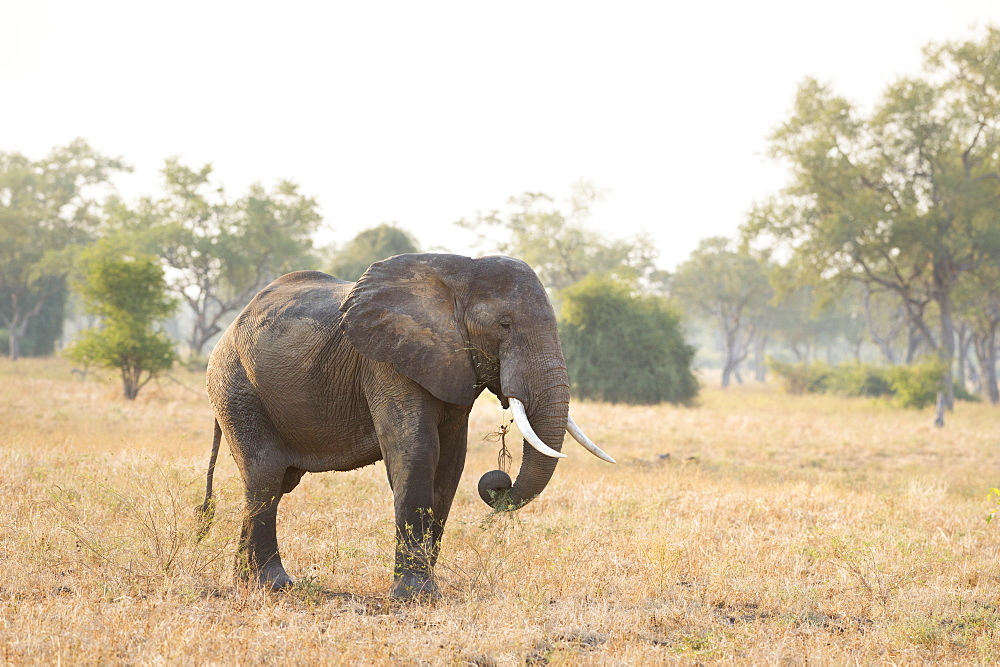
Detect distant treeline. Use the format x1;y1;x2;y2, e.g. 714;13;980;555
2;27;998;407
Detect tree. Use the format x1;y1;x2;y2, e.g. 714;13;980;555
0;283;67;357
745;27;1000;407
329;223;420;281
457;181;656;290
0;140;128;359
559;274;698;405
858;283;910;364
767;280;863;365
954;260;1000;403
672;238;773;387
66;255;177;400
129;160;322;356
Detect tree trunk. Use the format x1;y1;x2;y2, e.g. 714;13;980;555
974;330;999;405
934;281;956;411
122;365;138;400
7;294;27;360
861;289;899;364
967;352;983;395
753;334;768;382
8;312;34;361
904;323;922;364
8;332;21;360
956;324;971;392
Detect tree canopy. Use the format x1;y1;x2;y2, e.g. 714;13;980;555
0;139;128;359
744;27;1000;404
66;254;177;400
672;238;773;387
121;160;322;356
457;181;658;290
329;223;420;281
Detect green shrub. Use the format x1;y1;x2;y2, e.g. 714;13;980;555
559;274;698;405
886;358;946;409
769;358;954;409
768;359;831;395
823;362;894;398
953;381;979;403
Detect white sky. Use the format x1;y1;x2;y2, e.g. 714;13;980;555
3;1;999;270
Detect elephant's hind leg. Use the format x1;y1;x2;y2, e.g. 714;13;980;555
238;464;296;591
214;380;298;591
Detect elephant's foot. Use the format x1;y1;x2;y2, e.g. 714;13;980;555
390;571;441;600
257;562;294;591
237;552;294;591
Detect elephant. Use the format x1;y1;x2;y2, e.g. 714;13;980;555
197;253;614;599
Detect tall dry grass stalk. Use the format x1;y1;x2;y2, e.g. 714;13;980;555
1;358;999;662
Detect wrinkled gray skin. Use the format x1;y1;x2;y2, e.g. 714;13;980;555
200;253;570;599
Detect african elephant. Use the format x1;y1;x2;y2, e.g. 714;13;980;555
197;253;614;599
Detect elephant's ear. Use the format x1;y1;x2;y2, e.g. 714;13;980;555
340;253;478;406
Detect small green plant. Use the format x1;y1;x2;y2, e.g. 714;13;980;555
678;631;719;655
47;456;233;590
438;503;526;599
292;575;328;606
987;488;1000;524
823;362;893;398
900;616;944;647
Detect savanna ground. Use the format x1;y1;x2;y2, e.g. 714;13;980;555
1;358;999;663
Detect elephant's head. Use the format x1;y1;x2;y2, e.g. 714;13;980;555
339;253;613;510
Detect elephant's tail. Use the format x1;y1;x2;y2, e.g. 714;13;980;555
195;419;222;541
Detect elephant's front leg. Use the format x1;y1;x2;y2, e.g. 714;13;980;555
427;407;471;569
369;396;446;598
384;441;442;599
395;518;439;597
369;369;472;599
383;408;470;598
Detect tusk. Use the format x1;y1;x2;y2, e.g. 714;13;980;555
567;416;616;463
509;398;567;459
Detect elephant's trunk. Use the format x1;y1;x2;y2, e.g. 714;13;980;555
479;361;569;509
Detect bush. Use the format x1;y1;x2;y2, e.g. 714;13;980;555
768;359;832;395
769;357;960;409
953;381;979;403
886;358;946;409
823;362;894;398
559;274;698;405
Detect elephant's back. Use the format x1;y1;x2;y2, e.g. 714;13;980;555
249;271;352;324
208;270;352;392
228;270;353;368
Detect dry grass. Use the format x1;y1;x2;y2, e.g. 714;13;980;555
1;358;999;663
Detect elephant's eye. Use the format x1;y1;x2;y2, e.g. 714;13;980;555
499;317;512;329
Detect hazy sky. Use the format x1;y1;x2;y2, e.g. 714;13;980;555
3;1;999;269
